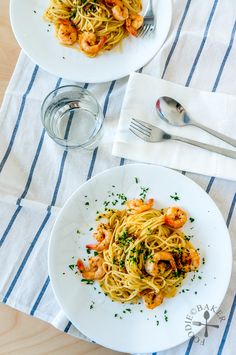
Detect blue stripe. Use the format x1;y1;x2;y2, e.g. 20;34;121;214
0;65;39;173
87;147;98;180
120;158;125;165
185;0;219;86
3;211;51;303
161;0;192;78
64;321;72;333
48;150;68;209
185;336;194;355
206;176;215;193
226;193;236;227
103;81;116;117
30;276;50;315
213;21;236;92
16;130;46;205
64;111;74;140
217;295;236;355
0;205;22;247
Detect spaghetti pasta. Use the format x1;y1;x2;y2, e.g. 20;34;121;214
77;198;200;309
44;0;143;57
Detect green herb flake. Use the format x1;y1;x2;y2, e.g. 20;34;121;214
69;264;75;270
81;279;94;285
85;202;89;206
94;251;99;256
156;320;159;326
189;217;195;223
86;248;91;254
139;186;149;200
170;192;180;201
89;227;93;231
135;177;139;183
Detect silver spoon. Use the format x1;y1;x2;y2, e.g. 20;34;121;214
203;310;210;337
156;96;236;147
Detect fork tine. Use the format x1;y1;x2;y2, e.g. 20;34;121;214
138;24;147;37
129;128;150;141
131;118;152;132
130;124;150;137
141;24;151;38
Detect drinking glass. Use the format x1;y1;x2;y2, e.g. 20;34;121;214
41;85;104;149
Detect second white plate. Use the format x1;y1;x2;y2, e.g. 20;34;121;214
48;164;232;353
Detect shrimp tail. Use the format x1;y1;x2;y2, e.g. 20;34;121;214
76;258;85;272
86;243;98;250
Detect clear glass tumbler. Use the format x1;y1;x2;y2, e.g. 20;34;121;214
41;85;104;149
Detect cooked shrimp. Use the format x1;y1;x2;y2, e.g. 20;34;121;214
57;20;77;45
105;0;129;21
79;32;107;56
126;13;143;36
182;249;200;272
112;5;129;21
126;198;154;214
86;228;112;251
145;251;177;276
141;290;164;309
77;256;105;280
164;207;187;228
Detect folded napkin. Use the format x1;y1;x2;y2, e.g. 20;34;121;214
112;72;236;181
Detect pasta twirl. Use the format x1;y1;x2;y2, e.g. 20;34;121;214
77;199;200;309
44;0;143;57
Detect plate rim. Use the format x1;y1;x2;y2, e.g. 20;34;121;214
9;0;172;83
48;163;232;352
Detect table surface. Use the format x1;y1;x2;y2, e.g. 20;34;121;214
0;1;125;354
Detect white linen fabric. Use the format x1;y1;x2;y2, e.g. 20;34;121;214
112;73;236;181
0;1;235;355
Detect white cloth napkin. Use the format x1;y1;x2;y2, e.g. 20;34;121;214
112;72;236;181
0;1;236;355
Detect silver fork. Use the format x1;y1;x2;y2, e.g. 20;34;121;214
138;0;155;37
129;118;236;159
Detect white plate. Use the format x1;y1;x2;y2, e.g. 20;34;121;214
10;0;172;83
48;164;232;353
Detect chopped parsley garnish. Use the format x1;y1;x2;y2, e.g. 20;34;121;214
189;217;195;223
81;279;94;285
170;192;180;201
135;177;139;183
164;310;168;322
156;320;159;326
89;227;93;231
86;248;91;254
139;186;149;200
94;251;99;256
85;202;89;206
202;257;205;265
116;193;127;205
76;229;80;234
69;264;75;270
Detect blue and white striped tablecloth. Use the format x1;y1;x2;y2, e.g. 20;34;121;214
0;1;235;354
